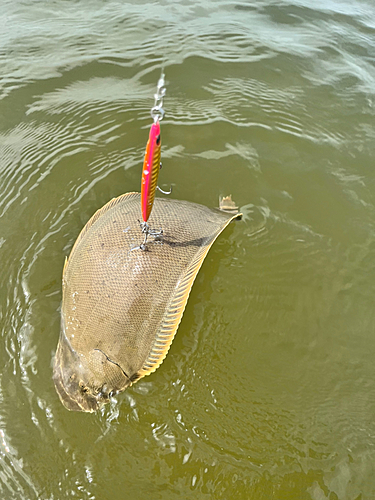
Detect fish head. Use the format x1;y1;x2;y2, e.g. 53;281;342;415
53;327;131;412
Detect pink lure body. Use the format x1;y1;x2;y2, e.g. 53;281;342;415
141;121;161;222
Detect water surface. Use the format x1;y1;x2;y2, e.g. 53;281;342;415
1;0;375;498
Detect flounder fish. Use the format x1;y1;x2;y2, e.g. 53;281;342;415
53;192;239;411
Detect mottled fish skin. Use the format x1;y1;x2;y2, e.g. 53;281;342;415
53;193;240;412
141;121;161;222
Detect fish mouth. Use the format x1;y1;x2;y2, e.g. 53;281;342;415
53;333;103;412
53;364;100;412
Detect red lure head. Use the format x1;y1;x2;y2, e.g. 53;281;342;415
141;121;161;222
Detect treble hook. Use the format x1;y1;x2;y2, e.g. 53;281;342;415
156;185;172;195
138;221;163;251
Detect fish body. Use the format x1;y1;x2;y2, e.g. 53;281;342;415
53;193;240;412
141;121;161;222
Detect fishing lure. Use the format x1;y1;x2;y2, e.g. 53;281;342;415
141;120;162;223
139;73;170;250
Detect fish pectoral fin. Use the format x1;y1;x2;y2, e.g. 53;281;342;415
93;349;130;380
90;349;132;394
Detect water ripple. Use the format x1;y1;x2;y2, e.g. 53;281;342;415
0;0;374;498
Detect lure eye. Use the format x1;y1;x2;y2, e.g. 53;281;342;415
156;134;161;145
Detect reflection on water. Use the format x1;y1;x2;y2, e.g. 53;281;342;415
1;0;375;498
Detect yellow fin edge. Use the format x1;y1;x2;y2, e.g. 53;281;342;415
62;192;139;280
136;211;239;380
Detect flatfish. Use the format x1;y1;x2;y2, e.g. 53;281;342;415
53;192;239;411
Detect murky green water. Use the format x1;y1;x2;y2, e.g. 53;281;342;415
1;0;375;498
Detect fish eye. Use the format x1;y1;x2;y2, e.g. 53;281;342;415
79;380;89;393
156;134;161;145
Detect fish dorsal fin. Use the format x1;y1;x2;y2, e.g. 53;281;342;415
136;211;238;380
63;192;139;279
